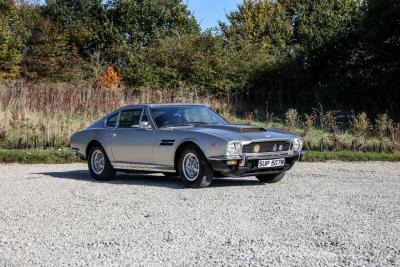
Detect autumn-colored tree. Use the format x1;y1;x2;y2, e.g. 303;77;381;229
98;66;123;91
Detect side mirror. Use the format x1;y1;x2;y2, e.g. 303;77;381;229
140;121;151;129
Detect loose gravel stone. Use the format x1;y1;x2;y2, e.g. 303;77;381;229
0;162;399;266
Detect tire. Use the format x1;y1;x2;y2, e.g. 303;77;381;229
178;144;214;188
256;172;286;184
88;145;115;181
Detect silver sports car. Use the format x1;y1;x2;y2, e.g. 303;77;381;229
70;104;304;188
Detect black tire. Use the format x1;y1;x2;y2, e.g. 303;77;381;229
256;172;286;184
88;145;115;181
178;144;214;188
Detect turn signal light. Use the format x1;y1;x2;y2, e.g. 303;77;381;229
227;160;238;166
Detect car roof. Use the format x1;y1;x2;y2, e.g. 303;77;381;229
118;103;209;110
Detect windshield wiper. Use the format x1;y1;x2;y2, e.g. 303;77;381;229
189;121;209;126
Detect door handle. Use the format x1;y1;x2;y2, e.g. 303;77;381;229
111;133;117;137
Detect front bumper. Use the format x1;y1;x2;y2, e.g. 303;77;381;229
208;152;304;177
70;147;86;160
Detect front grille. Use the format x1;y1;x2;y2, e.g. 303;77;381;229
242;141;291;154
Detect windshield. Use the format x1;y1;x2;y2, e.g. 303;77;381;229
150;105;228;128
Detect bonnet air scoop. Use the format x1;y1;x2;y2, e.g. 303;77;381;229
240;127;266;133
205;124;266;133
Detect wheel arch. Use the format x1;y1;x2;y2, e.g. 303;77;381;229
86;140;104;159
174;141;204;171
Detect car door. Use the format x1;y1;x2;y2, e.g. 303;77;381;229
110;108;154;164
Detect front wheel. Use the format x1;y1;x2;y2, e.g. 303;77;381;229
178;145;214;188
256;172;286;184
88;145;115;181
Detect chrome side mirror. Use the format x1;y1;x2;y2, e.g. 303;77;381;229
140;121;151;129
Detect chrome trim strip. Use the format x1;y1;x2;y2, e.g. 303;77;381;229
244;151;294;158
111;162;176;172
244;138;293;143
208;155;243;161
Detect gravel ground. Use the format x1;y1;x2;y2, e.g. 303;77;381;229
0;162;399;266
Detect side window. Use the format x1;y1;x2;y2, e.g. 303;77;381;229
119;109;143;128
105;113;119;128
141;111;149;123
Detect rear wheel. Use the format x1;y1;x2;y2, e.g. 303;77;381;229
88;145;115;181
178;145;214;188
256;172;286;184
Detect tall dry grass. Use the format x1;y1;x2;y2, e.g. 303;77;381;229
0;80;398;152
0;80;230;148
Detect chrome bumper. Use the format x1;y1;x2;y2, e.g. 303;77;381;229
208;152;303;177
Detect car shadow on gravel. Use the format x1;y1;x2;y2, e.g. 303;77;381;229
35;170;264;189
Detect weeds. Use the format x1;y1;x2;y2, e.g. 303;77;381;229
285;109;299;132
351;112;371;151
0;81;398;153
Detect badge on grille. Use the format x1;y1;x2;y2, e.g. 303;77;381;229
273;144;277;151
253;144;260;153
279;144;283;151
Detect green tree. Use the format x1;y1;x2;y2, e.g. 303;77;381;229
122;33;266;98
44;0;113;56
358;0;400;115
282;0;362;52
221;0;293;55
107;0;200;46
0;0;24;79
22;7;82;80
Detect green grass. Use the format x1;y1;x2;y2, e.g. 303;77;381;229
0;149;399;164
304;151;400;162
0;149;82;164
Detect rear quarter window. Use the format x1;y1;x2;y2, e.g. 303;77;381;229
105;113;119;128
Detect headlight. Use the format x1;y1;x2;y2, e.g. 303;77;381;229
292;138;303;152
226;141;242;156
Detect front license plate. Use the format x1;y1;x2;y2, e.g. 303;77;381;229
258;158;285;168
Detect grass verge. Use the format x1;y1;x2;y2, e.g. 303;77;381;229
0;149;399;164
304;151;400;162
0;149;82;164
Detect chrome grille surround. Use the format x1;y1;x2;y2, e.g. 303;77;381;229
242;141;292;154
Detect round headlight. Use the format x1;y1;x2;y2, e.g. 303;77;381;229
226;141;242;156
292;138;303;152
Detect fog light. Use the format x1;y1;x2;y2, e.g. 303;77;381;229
253;144;260;153
227;160;238;166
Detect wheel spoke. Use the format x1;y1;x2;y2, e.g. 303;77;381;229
182;153;200;181
91;150;105;175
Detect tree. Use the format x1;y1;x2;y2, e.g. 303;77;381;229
282;0;362;52
44;0;113;56
221;0;293;55
107;0;200;46
21;8;82;80
358;0;400;115
0;0;24;79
